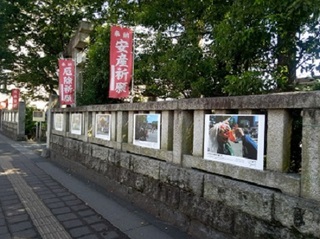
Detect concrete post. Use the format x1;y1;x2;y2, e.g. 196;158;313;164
301;109;320;201
111;112;117;142
266;110;291;172
128;112;134;144
17;102;26;140
193;110;205;157
161;111;173;151
116;111;128;150
173;110;193;165
84;111;90;141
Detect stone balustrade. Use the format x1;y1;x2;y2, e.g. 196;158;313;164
49;91;320;239
0;102;26;140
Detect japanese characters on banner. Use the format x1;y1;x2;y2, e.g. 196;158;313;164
11;89;20;109
58;59;75;105
109;25;133;98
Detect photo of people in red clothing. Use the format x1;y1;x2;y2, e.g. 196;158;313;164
204;114;265;170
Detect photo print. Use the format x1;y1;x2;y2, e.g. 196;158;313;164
70;113;82;135
204;114;265;170
133;114;161;149
95;114;111;140
54;113;63;131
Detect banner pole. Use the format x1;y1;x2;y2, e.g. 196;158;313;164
130;27;135;103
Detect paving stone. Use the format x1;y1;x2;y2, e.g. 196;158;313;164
47;201;65;209
0;218;5;226
71;204;90;211
62;219;84;229
6;214;29;224
61;195;77;201
69;226;91;237
83;215;102;225
0;195;19;201
42;197;61;204
0;225;9;235
1;199;20;206
9;221;33;232
3;203;23;211
12;228;38;238
79;234;100;239
38;193;56;200
65;199;82;206
5;208;26;217
52;206;71;214
57;213;77;222
91;223;109;232
100;231;120;239
78;209;95;217
51;188;68;194
0;233;11;239
56;192;71;197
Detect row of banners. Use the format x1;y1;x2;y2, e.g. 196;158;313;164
1;26;132;109
59;25;133;105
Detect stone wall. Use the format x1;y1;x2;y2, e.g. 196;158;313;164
49;134;320;239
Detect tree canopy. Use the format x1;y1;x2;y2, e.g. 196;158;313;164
1;0;320;103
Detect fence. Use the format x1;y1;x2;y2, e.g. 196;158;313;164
0;102;26;140
49;91;320;239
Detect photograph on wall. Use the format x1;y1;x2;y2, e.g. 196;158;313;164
54;113;63;131
95;114;111;140
204;114;265;170
71;113;82;135
133;114;161;149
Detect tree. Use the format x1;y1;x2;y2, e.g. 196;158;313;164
0;0;105;100
1;0;320;101
212;0;320;94
106;0;320;97
77;25;122;106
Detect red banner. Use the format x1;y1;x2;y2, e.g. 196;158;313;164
109;25;133;98
59;59;75;105
11;89;20;109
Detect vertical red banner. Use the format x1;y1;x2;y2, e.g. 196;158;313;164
59;59;75;105
11;89;20;109
109;25;133;98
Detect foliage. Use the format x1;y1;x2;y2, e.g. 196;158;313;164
77;25;122;106
1;0;320;101
223;71;266;96
25;105;37;139
105;0;320;98
0;0;105;100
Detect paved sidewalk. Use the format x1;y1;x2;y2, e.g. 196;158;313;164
0;134;194;239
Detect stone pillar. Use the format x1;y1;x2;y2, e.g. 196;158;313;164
111;112;117;141
266;109;291;172
91;112;96;138
84;111;90;141
173;110;193;165
161;111;173;151
17;102;26;140
116;111;128;150
301;109;320;201
193;110;205;157
128;112;134;144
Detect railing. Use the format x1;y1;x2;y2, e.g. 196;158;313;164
0;102;26;140
50;91;320;202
